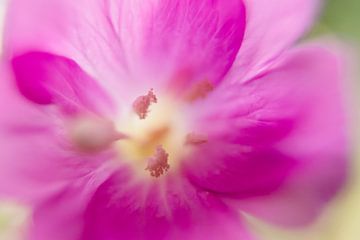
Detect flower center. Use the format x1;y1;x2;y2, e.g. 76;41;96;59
116;92;189;177
67;89;208;178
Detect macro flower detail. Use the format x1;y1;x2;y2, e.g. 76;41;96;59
132;89;158;120
0;0;349;240
145;145;170;178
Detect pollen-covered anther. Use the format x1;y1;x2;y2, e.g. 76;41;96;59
145;145;170;178
185;133;208;145
132;89;158;119
185;80;214;102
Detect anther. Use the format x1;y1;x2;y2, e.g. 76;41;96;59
145;145;170;178
185;133;208;145
132;89;157;119
185;80;214;102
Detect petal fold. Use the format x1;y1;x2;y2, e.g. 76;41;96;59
11;51;114;116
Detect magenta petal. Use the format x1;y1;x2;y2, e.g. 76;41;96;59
190;44;348;226
138;0;246;92
228;0;321;81
11;51;114;116
81;169;254;240
184;143;295;195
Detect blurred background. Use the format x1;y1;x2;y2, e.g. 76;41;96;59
0;0;359;239
320;0;360;43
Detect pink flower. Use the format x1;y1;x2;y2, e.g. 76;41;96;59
0;0;349;239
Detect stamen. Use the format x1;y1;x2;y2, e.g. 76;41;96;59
132;89;157;119
145;145;170;178
185;133;208;145
185;80;214;102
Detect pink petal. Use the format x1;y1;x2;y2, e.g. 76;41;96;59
0;67;113;203
11;51;115;116
0;74;58;201
27;172;108;240
5;0;246;99
234;44;349;227
131;0;246;93
185;43;348;227
183;143;295;195
227;0;321;82
5;0;133;100
81;169;254;240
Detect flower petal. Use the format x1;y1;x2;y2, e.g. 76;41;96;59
11;51;114;116
81;169;254;240
0;74;59;201
5;0;133;101
5;0;246;99
233;44;349;227
184;143;295;196
227;0;321;82
132;0;246;93
27;173;107;240
186;43;349;222
0;68;113;203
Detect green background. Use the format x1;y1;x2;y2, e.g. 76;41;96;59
320;0;360;42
